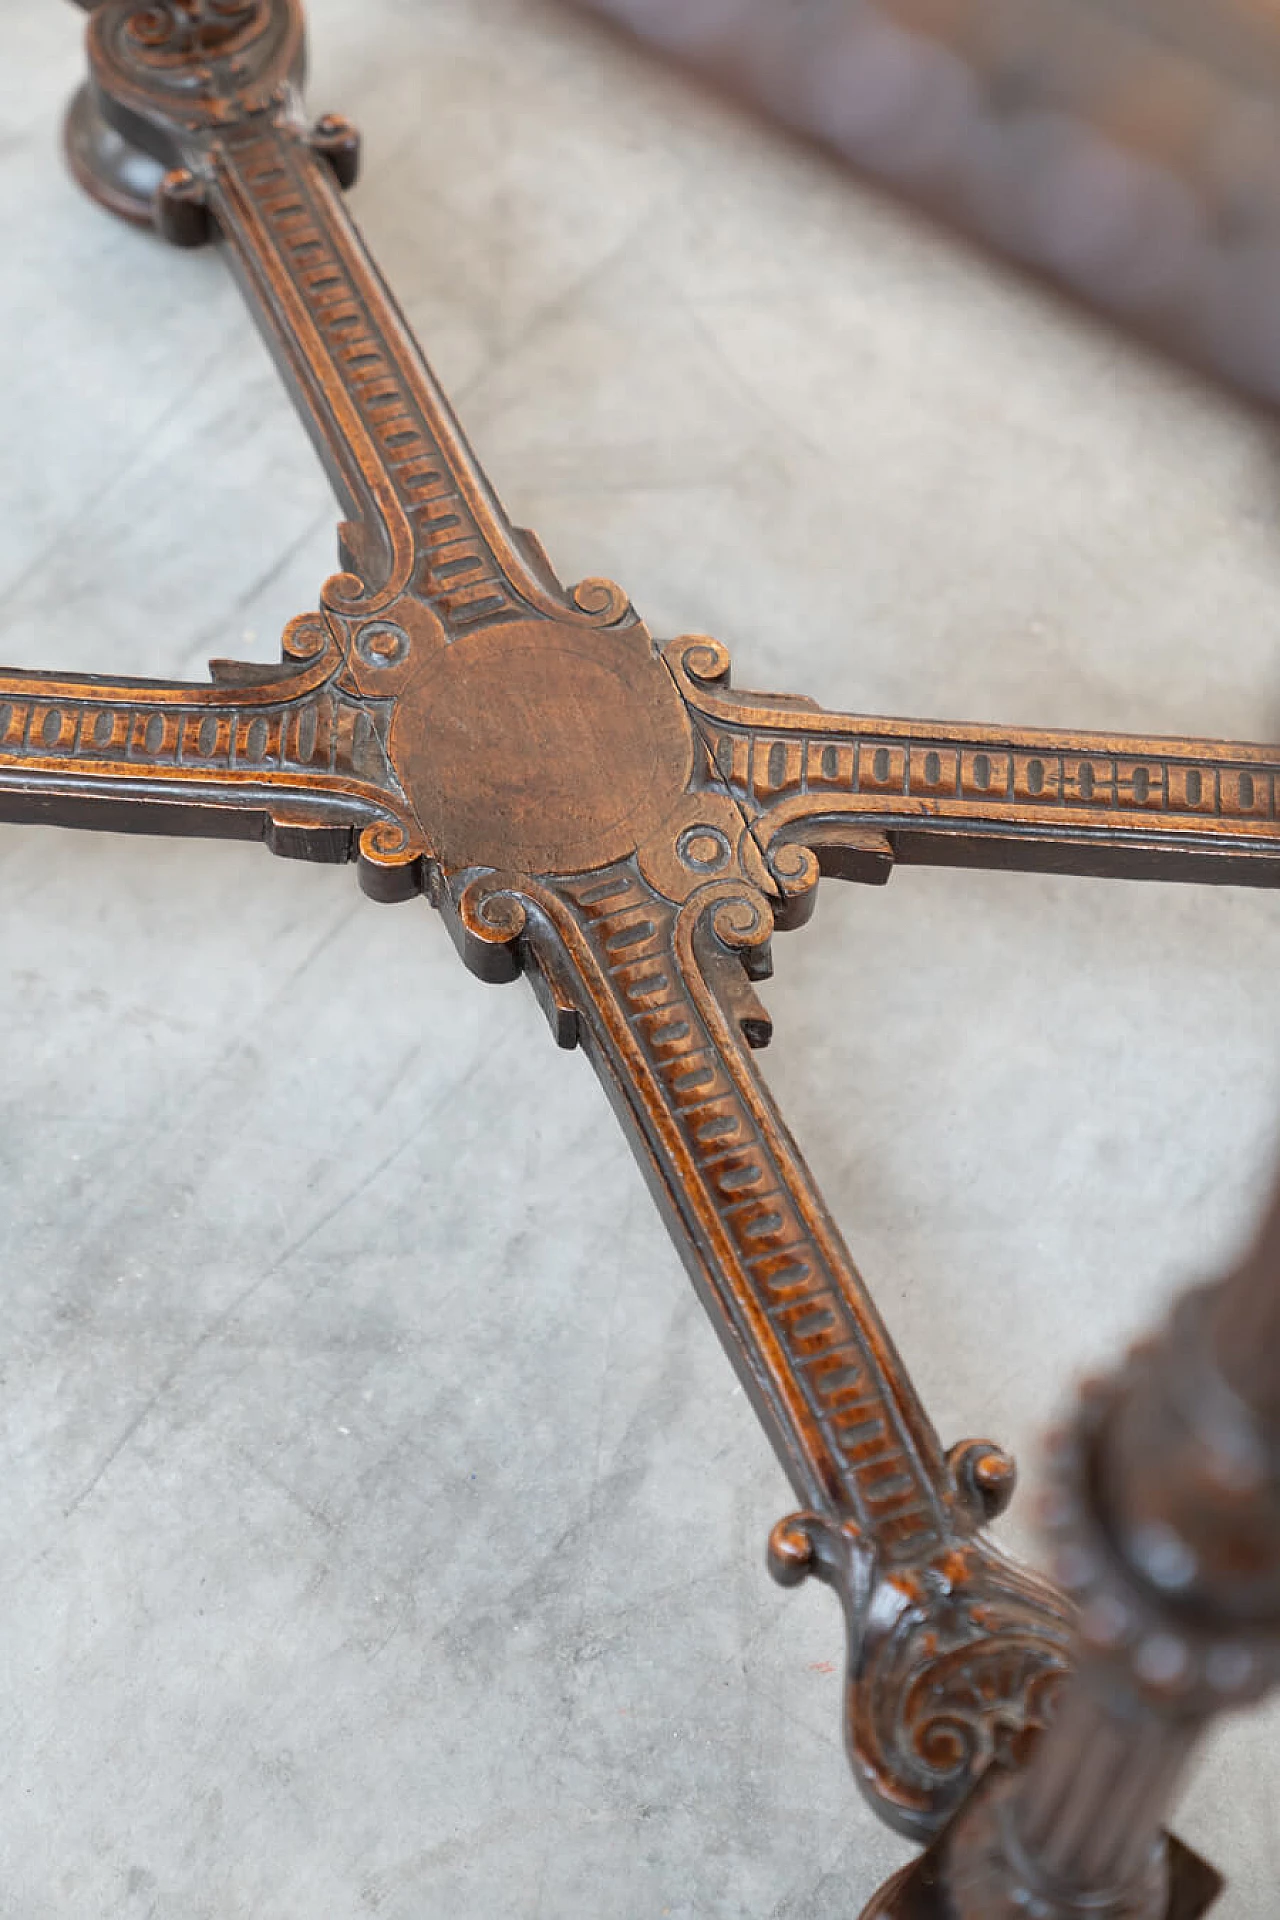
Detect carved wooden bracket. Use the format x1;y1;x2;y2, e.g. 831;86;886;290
11;0;1280;1892
860;1190;1280;1915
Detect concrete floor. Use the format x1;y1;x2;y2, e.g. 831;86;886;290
3;2;1280;1914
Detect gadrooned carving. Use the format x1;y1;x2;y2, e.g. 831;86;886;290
20;2;1280;1890
87;0;304;134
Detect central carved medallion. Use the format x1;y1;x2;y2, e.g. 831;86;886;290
381;616;696;877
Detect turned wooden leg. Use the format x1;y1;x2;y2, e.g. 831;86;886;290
61;3;298;231
37;0;1280;1903
63;81;164;226
861;1188;1280;1918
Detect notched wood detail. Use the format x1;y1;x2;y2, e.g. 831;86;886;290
445;851;1077;1837
0;619;408;860
46;0;1280;1876
78;2;583;632
668;637;1280;896
215;125;553;626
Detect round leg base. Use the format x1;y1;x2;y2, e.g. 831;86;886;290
63;83;163;228
858;1862;916;1917
857;1830;1222;1919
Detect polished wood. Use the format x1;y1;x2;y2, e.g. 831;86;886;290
861;1188;1280;1917
859;1823;1224;1919
11;0;1280;1902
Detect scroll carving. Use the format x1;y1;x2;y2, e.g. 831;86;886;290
0;623;411;859
768;1509;1071;1838
483;854;1076;1836
19;0;1280;1889
668;638;1280;893
85;0;304;129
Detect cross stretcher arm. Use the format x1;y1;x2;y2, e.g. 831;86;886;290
20;0;1265;1879
669;641;1280;910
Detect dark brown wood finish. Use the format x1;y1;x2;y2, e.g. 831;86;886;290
859;1191;1280;1917
10;0;1280;1898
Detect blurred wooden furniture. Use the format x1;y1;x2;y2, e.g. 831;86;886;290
862;1189;1280;1916
9;1;1280;1908
575;0;1280;413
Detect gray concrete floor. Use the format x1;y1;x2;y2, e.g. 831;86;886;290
3;2;1280;1914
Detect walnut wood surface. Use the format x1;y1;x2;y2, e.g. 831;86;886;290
10;0;1278;1888
861;1190;1280;1914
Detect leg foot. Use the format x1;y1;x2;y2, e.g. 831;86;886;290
857;1766;1223;1919
63;83;164;227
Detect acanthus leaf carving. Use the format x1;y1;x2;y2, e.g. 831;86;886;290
767;1507;1074;1840
47;4;1280;1887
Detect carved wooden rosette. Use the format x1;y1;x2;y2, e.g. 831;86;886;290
14;0;1280;1874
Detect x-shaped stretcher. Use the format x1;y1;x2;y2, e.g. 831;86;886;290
11;0;1280;1894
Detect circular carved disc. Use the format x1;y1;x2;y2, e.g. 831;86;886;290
390;620;695;876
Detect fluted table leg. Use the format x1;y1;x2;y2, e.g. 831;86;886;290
862;1187;1280;1918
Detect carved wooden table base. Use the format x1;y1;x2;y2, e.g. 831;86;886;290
865;1184;1280;1918
11;0;1280;1903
